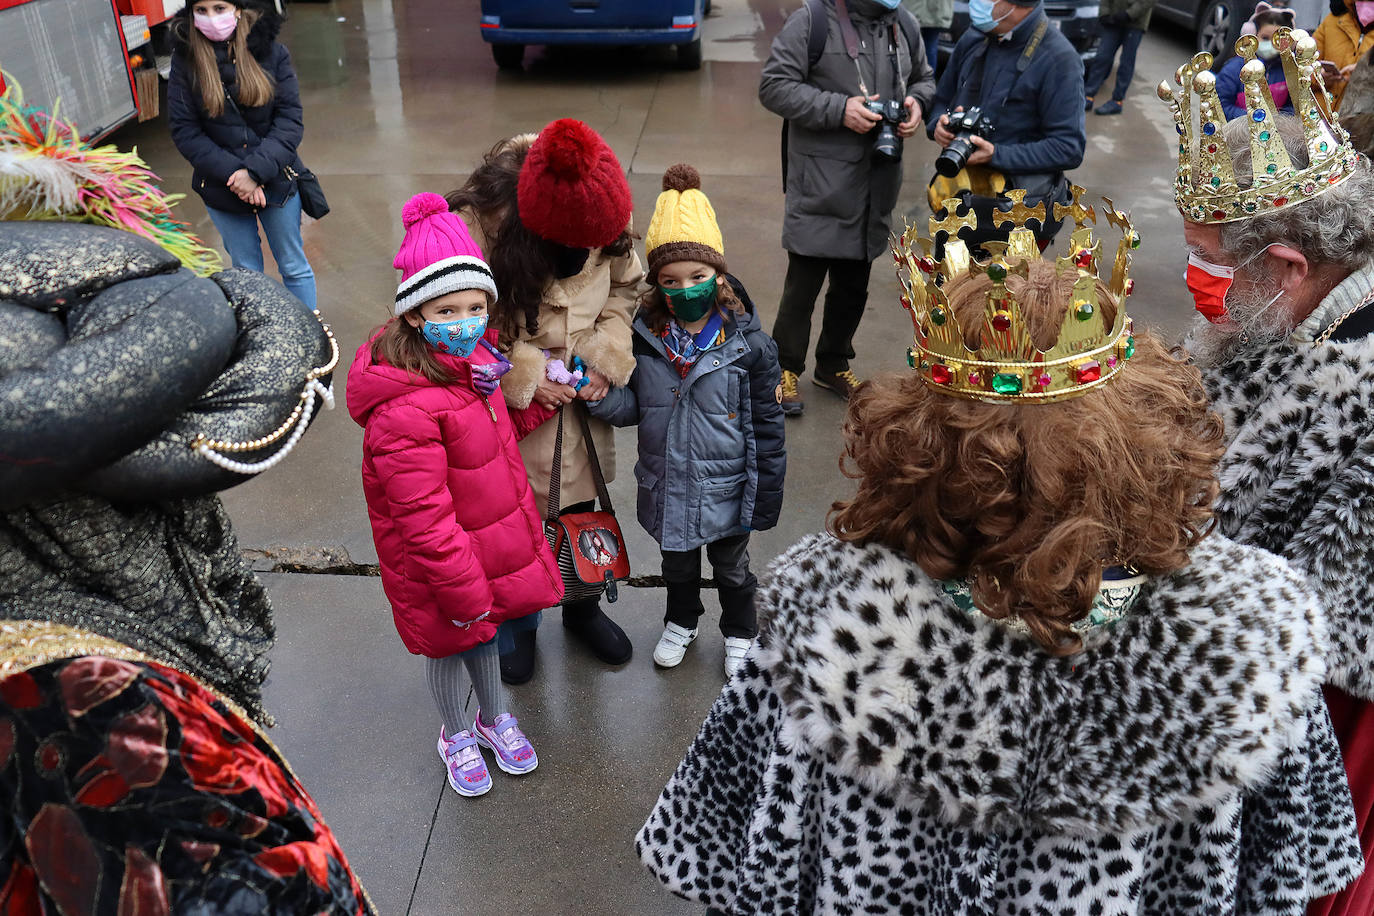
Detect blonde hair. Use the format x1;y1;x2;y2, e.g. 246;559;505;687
182;7;275;118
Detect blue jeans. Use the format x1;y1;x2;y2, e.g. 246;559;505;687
921;25;941;75
206;192;317;309
1084;24;1144;103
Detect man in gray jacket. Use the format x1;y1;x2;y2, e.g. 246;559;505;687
759;0;936;415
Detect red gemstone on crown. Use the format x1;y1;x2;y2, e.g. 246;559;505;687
931;364;953;384
1106;356;1119;369
1075;251;1092;269
1273;196;1288;206
1036;372;1052;388
992;311;1012;332
1075;361;1102;384
1123;278;1135;296
1212;209;1227;220
968;372;982;385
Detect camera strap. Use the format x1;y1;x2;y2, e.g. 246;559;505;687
958;16;1048;121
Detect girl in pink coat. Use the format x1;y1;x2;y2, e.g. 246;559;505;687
347;193;562;798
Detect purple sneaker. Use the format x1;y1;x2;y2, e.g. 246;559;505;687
437;727;491;797
472;711;538;775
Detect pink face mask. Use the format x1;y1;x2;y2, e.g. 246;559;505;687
1357;0;1374;26
194;10;239;42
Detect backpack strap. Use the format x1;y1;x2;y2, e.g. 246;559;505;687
805;0;829;71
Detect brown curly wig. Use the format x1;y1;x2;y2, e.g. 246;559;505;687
829;259;1224;655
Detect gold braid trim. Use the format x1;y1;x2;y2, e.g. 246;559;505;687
0;619;378;914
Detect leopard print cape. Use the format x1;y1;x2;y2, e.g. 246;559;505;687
638;533;1361;914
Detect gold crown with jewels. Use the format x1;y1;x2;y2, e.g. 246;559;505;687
1157;28;1359;224
892;187;1137;404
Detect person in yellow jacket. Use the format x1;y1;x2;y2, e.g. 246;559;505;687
1315;0;1374;109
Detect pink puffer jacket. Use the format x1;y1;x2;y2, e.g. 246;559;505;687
347;330;562;657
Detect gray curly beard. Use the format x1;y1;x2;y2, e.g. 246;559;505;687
1185;279;1294;369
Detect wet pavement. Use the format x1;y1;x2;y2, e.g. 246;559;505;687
113;2;1203;911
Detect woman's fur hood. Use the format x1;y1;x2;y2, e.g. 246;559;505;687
171;0;283;60
757;533;1327;836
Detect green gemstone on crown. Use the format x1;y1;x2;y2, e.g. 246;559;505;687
1266;163;1278;174
1124;335;1136;359
906;347;917;368
1259;130;1271;142
991;372;1023;395
1211;176;1222;187
1074;301;1095;321
987;262;1008;282
930;305;947;326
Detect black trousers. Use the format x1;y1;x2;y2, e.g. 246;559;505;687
660;533;757;639
1084;24;1144;103
771;252;873;376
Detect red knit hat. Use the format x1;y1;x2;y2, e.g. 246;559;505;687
517;119;632;249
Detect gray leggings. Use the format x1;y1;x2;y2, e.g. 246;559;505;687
425;639;506;735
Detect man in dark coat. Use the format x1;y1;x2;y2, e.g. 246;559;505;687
759;0;937;415
928;0;1086;249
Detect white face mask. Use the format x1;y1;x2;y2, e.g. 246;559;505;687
194;9;239;42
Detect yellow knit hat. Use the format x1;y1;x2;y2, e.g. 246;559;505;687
644;163;725;281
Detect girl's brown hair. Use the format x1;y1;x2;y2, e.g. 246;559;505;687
445;135;634;342
637;273;747;335
178;7;275;118
369;316;455;385
829;259;1224;656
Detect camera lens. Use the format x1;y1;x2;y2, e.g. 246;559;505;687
873;123;902;161
934;137;973;177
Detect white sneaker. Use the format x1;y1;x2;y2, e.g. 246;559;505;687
653;623;698;667
724;637;754;678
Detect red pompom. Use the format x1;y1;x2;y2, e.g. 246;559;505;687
538;119;600;180
402;192;450;230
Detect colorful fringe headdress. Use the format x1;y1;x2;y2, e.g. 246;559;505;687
0;72;221;276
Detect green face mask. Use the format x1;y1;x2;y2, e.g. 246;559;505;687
661;276;718;322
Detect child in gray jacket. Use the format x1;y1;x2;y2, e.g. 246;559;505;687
589;165;786;678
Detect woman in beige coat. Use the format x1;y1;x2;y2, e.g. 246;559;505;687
446;121;641;683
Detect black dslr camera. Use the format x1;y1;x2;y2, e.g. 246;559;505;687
934;106;996;177
865;97;909;162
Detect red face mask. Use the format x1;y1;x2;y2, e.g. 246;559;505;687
1185;253;1236;323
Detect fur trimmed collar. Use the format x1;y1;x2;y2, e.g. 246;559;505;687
758;533;1326;836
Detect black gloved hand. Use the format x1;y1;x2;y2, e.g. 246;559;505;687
1110;10;1133;26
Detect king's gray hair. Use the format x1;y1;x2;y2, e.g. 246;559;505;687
1218;114;1374;267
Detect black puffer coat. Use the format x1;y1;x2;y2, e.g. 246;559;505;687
167;7;302;213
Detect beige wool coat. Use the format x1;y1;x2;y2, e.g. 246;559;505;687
461;209;643;512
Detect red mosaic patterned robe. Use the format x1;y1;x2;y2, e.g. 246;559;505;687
0;654;373;914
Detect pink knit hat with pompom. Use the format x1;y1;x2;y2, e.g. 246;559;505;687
393;192;498;316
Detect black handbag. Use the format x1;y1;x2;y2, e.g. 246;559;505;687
285;162;330;219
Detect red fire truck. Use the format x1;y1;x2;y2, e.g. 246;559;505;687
0;0;182;139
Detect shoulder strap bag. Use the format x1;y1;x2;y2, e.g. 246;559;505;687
544;403;631;604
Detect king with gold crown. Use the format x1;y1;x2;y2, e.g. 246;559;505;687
1157;25;1374;912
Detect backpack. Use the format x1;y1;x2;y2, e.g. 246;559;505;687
780;0;922;188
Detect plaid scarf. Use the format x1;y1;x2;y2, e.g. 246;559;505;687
660;310;726;378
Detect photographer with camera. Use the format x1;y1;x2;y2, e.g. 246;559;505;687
759;0;935;415
927;0;1086;250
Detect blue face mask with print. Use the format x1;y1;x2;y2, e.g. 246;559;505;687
421;315;488;358
970;0;1012;31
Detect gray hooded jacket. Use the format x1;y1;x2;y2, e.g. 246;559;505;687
760;0;937;261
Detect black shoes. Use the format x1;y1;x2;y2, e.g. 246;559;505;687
499;628;537;685
562;602;633;665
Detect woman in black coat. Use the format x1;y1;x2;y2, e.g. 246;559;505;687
168;0;317;309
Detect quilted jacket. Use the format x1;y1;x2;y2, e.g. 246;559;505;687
588;276;786;552
347;330;562;657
